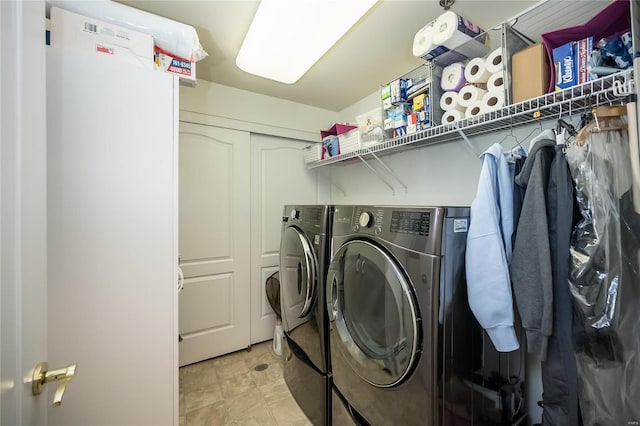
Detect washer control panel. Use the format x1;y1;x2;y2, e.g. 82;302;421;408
285;206;323;229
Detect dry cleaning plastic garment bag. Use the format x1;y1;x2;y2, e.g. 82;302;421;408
564;116;640;426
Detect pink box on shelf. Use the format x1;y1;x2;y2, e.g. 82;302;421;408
541;0;630;93
320;123;357;159
320;123;358;140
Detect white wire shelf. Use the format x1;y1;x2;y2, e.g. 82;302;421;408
307;69;634;169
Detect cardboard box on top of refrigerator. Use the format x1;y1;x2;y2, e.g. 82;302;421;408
50;7;154;70
154;46;197;81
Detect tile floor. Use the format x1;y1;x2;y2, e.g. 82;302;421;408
179;340;313;426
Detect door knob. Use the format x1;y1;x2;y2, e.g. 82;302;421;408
32;362;77;407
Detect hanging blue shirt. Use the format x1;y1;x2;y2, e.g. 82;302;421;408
466;142;520;352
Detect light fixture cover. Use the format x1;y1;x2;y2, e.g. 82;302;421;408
236;0;378;84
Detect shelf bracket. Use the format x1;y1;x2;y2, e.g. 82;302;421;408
331;182;347;197
317;168;347;197
356;154;398;195
356;151;408;195
457;129;480;157
369;151;408;193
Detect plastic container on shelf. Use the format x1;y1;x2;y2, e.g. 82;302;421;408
381;63;442;129
338;129;363;153
356;107;386;140
303;143;322;163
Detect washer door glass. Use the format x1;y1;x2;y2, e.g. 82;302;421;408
280;226;316;323
328;240;420;388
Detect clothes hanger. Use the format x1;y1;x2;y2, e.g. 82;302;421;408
579;111;593;130
555;98;578;137
512;121;542;154
498;115;519;147
592;105;627;129
576;103;628;145
498;128;517;146
529;127;555;150
556;119;577;137
529;105;567;150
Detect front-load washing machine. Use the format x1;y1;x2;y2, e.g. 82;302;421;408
327;206;524;425
280;205;333;425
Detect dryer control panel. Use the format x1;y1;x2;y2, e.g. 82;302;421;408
354;207;385;234
353;207;431;236
389;210;431;236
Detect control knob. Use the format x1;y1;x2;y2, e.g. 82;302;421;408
359;212;374;228
290;209;299;220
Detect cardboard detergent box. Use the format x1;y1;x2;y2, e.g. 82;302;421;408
553;41;577;91
50;7;154;70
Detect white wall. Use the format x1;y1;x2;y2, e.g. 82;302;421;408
338;90;380;126
180;79;340;142
327;140;480;205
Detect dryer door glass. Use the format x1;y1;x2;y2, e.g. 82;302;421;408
328;240;419;388
280;226;317;328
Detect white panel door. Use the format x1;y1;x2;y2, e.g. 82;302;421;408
1;1;48;425
47;48;178;426
179;122;251;366
250;134;319;343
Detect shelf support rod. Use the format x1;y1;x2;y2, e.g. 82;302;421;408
457;129;480;157
356;154;397;195
331;182;347;197
369;151;408;193
317;168;346;197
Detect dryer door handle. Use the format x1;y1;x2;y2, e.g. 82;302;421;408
328;274;339;321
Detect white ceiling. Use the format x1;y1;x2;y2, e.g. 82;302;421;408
118;0;539;112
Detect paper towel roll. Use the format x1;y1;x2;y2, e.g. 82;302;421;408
412;21;435;58
441;62;466;92
486;48;504;73
440;91;465;111
487;72;505;92
458;85;488;108
481;90;506;111
442;109;464;124
465;101;485;119
432;11;489;59
465;57;491;83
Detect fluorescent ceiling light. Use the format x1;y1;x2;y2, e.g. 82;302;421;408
236;0;378;84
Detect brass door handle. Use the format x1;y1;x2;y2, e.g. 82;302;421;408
32;362;77;407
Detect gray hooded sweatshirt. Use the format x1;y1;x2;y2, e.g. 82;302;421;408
510;137;555;360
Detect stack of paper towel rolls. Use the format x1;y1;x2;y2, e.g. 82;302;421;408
439;48;506;124
413;11;487;61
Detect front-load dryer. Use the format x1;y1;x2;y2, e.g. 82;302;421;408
327;206;524;425
280;205;333;425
